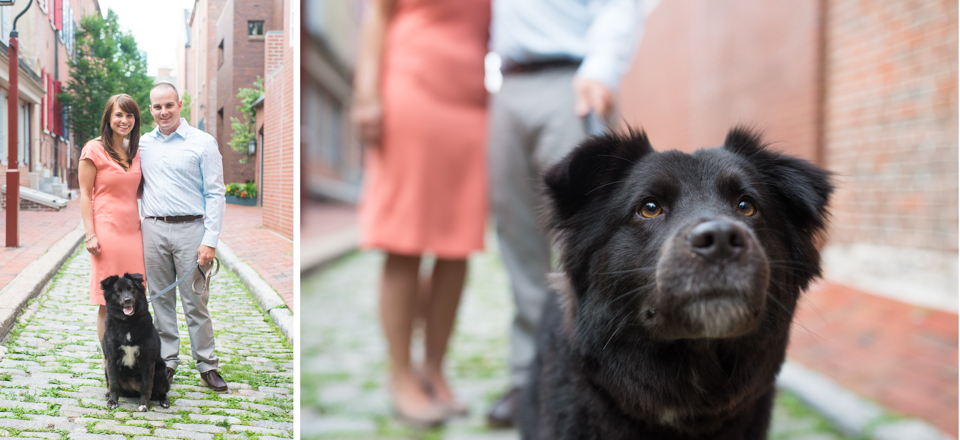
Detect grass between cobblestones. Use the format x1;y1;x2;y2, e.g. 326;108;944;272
0;247;293;439
302;244;856;440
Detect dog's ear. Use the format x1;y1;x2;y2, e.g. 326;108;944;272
125;273;145;289
723;126;834;235
543;129;653;223
100;275;121;293
724;126;835;287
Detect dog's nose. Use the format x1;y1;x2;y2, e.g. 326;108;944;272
687;220;746;260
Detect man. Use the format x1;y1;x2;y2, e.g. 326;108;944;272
140;82;228;392
486;0;645;427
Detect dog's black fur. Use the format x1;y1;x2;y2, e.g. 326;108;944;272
519;127;833;440
101;273;170;411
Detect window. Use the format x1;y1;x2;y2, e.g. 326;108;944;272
248;21;264;37
217;39;224;68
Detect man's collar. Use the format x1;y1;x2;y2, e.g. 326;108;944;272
152;118;189;140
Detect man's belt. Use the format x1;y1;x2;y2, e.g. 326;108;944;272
146;215;204;223
501;58;582;75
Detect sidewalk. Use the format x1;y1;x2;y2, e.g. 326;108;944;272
221;204;294;309
788;281;958;436
0;249;293;438
0;200;80;290
302;200;358;271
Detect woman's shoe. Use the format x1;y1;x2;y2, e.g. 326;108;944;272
391;401;446;429
418;372;468;418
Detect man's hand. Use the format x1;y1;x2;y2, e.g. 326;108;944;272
573;76;613;118
197;245;216;266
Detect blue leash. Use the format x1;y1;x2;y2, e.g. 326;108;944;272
147;258;220;302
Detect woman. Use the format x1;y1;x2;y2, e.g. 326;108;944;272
78;94;144;345
351;0;491;427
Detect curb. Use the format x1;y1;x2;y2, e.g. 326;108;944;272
0;222;84;340
302;225;359;273
777;361;956;440
216;240;294;343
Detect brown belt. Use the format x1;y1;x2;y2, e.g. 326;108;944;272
146;215;203;223
501;58;582;75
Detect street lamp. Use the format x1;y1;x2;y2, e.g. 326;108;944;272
4;0;32;247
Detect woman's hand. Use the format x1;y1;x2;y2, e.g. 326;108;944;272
351;96;384;149
85;235;101;255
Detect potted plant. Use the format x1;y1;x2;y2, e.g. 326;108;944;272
225;182;258;206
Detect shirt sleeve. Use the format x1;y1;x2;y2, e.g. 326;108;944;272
577;0;645;92
79;141;100;165
199;136;226;248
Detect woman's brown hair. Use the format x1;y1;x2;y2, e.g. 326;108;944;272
97;94;141;170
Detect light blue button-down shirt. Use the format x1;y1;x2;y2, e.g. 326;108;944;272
491;0;644;91
140;118;226;248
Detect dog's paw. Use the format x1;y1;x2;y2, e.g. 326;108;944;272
137;404;148;412
160;398;170;408
107;399;118;409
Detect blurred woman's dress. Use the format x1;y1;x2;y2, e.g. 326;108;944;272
358;0;490;258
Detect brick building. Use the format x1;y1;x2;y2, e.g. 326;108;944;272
301;0;361;202
259;0;293;240
182;0;280;186
0;0;99;195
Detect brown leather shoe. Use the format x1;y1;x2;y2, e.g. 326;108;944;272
487;387;521;429
201;369;228;392
165;367;175;384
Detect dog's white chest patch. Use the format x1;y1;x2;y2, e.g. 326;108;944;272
119;345;139;368
660;409;677;425
126;333;130;341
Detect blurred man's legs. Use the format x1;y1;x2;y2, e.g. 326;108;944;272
487;67;585;427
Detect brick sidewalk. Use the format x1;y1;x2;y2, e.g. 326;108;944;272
220;204;294;309
788;281;958;436
0;200;81;290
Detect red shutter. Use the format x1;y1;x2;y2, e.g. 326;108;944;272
54;0;62;31
40;70;45;131
54;81;62;136
47;76;54;132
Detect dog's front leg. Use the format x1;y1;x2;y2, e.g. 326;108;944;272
138;360;154;411
106;356;120;409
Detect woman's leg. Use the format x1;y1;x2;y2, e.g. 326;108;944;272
379;253;443;422
422;257;468;411
97;305;107;343
98;305;107;369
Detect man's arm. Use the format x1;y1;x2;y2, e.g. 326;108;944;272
198;136;226;266
574;0;644;117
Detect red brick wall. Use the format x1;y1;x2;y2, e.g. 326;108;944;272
823;0;958;252
262;29;294;240
619;0;823;162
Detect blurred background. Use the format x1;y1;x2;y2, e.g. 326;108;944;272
302;0;957;438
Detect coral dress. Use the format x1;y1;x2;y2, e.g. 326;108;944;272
358;0;491;259
80;140;146;305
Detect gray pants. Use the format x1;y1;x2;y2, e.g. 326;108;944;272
142;218;218;373
488;67;587;387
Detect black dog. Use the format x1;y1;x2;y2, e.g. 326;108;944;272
520;127;833;439
101;273;170;411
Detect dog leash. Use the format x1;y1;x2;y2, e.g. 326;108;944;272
147;258;220;302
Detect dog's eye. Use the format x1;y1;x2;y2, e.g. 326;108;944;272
736;200;757;216
638;201;662;218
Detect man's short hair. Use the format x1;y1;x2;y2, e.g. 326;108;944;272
151;82;180;102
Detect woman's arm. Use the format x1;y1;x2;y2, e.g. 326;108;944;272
78;158;101;255
350;0;396;149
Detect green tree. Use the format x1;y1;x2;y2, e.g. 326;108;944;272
59;9;154;147
228;76;263;164
181;94;192;124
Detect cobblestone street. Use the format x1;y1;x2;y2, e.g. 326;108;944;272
301;248;854;440
0;249;293;439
